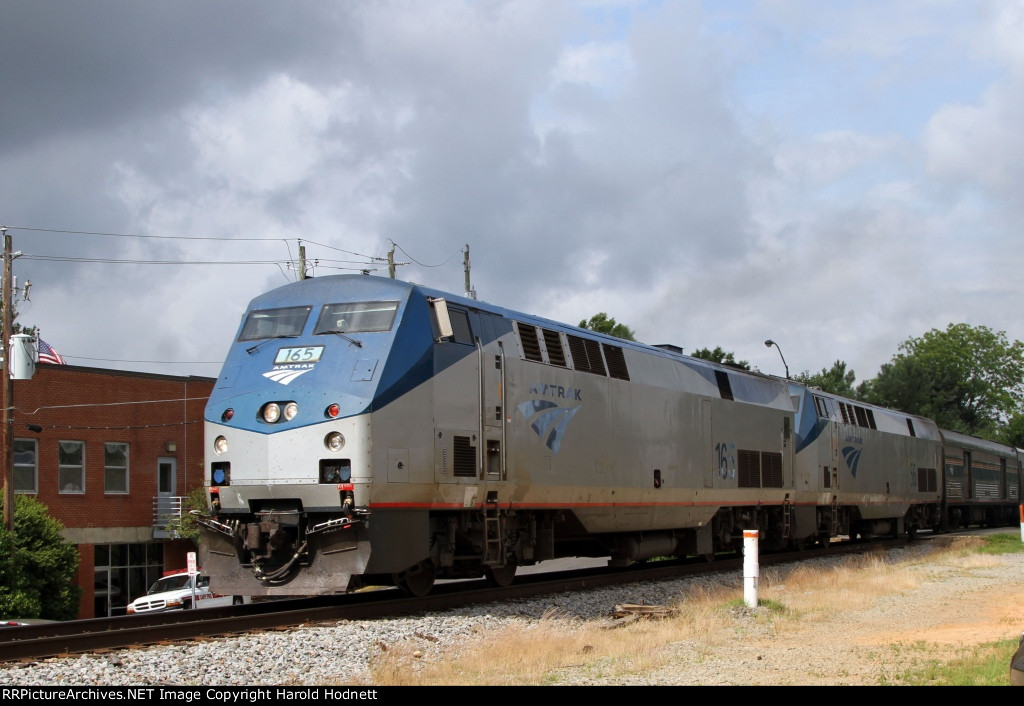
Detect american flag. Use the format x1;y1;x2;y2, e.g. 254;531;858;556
37;339;67;365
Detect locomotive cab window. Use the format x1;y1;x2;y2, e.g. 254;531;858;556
238;306;312;341
447;308;473;344
314;301;398;334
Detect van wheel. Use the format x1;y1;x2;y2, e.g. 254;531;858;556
232;596;244;606
182;599;193;610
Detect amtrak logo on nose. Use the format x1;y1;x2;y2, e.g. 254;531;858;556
263;367;313;385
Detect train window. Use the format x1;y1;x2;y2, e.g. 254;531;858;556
813;396;830;419
714;370;734;400
314;301;398;334
238;306;312;341
447;308;474;344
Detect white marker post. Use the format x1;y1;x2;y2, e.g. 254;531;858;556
743;529;759;608
187;551;198;607
1019;505;1023;543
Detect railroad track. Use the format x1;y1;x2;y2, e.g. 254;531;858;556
0;537;910;664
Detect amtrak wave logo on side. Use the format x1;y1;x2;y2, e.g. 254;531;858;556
518;399;581;454
842;445;862;478
263;368;313;385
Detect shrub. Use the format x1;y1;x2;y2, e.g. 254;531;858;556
0;494;82;620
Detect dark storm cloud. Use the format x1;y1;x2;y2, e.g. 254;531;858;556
1;1;1021;382
0;1;357;153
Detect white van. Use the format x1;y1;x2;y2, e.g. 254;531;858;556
126;569;247;614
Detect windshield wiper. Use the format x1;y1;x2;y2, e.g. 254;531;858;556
318;330;363;348
245;334;299;355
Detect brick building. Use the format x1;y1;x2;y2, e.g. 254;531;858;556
9;363;214;618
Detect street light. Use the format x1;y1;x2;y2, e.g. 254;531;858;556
764;339;789;379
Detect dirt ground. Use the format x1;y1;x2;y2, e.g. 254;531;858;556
656;536;1024;685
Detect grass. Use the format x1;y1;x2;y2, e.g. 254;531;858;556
343;532;1024;685
887;638;1020;686
973;531;1024;556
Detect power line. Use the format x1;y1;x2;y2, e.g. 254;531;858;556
5;225;292;242
391;241;462;268
17;396;212;415
23;255;292;265
65;355;223;365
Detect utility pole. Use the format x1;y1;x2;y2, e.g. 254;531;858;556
298;241;307;280
388;244;396;279
2;227;13;532
464;244;476;300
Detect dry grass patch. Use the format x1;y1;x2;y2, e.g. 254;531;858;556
364;585;740;686
347;537;1017;685
760;551;923;618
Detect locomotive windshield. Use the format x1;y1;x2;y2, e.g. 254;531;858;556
238;306;312;342
314;301;399;334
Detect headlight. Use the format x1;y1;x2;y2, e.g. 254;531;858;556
214;436;228;455
262;403;281;423
284;402;298;420
325;432;345;452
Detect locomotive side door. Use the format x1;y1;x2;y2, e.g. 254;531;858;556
476;311;507;482
430;299;481;494
429;302;508;489
813;395;840;492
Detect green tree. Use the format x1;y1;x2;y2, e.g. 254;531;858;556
859;323;1024;437
691;346;751;370
999;412;1024;449
0;495;81;620
796;360;857;397
578;313;636;341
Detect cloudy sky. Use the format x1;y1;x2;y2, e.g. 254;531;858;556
2;1;1022;384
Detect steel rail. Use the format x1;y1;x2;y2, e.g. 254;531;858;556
0;537;909;664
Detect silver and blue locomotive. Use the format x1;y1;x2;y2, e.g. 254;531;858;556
197;274;1022;596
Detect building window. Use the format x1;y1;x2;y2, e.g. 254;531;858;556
13;438;37;493
94;542;164;617
105;442;129;494
58;440;85;493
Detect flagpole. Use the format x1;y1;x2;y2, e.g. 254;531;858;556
2;227;13;532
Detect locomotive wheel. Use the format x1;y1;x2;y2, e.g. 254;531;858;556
485;559;517;588
393;560;436;597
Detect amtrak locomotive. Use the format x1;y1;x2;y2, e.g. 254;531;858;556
197;274;1022;597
